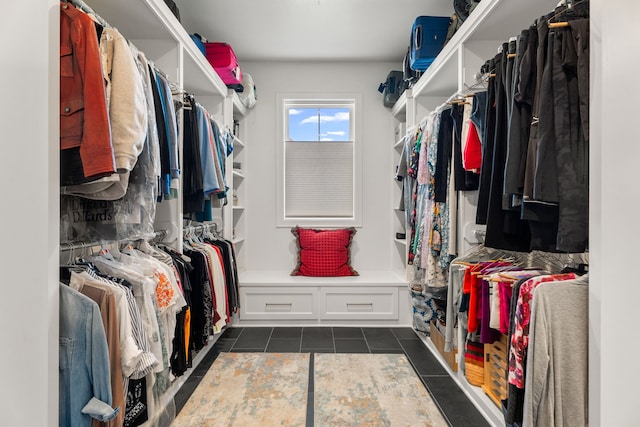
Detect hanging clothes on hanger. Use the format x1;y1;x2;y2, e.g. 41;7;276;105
60;1;115;187
522;274;589;427
59;283;119;427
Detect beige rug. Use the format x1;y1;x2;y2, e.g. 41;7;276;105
172;352;310;427
314;353;448;427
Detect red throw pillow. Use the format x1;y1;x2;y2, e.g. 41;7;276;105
291;227;359;277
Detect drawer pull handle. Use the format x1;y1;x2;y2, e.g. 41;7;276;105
346;303;374;311
265;303;293;311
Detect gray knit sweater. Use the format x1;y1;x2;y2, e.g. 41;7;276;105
523;274;589;427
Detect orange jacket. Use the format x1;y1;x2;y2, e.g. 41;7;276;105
60;2;115;179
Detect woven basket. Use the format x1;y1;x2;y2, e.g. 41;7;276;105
464;339;485;386
465;362;485;386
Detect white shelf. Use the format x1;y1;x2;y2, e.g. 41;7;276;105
239;270;407;286
231;90;247;117
394;238;407;246
411;44;459;100
233;205;245;210
233;169;245;180
234;136;246;149
405;0;563;101
232;237;245;245
394;138;405;149
391;90;408;118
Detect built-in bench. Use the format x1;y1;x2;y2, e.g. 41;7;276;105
236;270;411;326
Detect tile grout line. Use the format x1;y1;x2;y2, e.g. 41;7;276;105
299;327;304;353
264;327;275;353
228;327;244;351
361;328;372;353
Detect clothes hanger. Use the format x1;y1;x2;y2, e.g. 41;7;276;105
183;225;196;249
548;0;587;28
137;238;157;255
462;73;490;96
452;243;507;265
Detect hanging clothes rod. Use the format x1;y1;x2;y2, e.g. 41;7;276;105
63;0;109;29
62;0;180;91
59;230;168;252
182;221;219;234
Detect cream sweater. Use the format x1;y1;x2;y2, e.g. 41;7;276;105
100;27;147;172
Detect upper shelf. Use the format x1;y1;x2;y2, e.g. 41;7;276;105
391;0;562;112
231;91;248;117
87;0;228;97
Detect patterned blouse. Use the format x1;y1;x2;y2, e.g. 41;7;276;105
508;273;577;388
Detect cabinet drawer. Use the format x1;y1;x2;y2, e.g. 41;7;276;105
240;287;317;320
319;287;398;320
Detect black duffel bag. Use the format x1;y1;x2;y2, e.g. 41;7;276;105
163;0;181;22
453;0;481;22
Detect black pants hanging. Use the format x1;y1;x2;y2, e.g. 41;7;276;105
483;46;531;252
552;19;590;253
476;58;497;226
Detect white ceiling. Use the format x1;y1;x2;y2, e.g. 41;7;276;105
177;0;454;63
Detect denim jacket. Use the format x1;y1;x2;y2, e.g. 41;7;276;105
59;284;119;427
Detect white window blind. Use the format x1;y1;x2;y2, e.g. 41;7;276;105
277;93;361;227
284;141;353;218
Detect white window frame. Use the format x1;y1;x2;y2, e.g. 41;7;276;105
276;92;363;228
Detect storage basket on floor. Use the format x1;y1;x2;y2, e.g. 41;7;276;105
464;339;484;386
483;334;509;406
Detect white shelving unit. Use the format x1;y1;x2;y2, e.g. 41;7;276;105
226;91;248;271
389;0;563;425
392;109;408;274
72;0;248;423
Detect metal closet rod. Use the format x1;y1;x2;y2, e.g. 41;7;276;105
183;221;219;234
61;0;171;86
59;230;168;252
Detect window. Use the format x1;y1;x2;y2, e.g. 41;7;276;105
277;93;362;227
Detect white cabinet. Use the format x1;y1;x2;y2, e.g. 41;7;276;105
240;287;317;320
320;287;399;320
237;271;410;325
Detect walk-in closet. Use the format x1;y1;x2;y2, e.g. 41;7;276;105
0;0;637;426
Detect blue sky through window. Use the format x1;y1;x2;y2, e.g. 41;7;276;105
288;107;350;142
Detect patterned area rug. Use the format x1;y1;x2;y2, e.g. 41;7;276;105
172;353;310;427
314;354;448;427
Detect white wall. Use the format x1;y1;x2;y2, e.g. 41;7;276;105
590;1;640;425
0;1;59;425
242;61;398;272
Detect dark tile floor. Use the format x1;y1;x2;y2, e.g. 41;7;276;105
174;327;491;427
